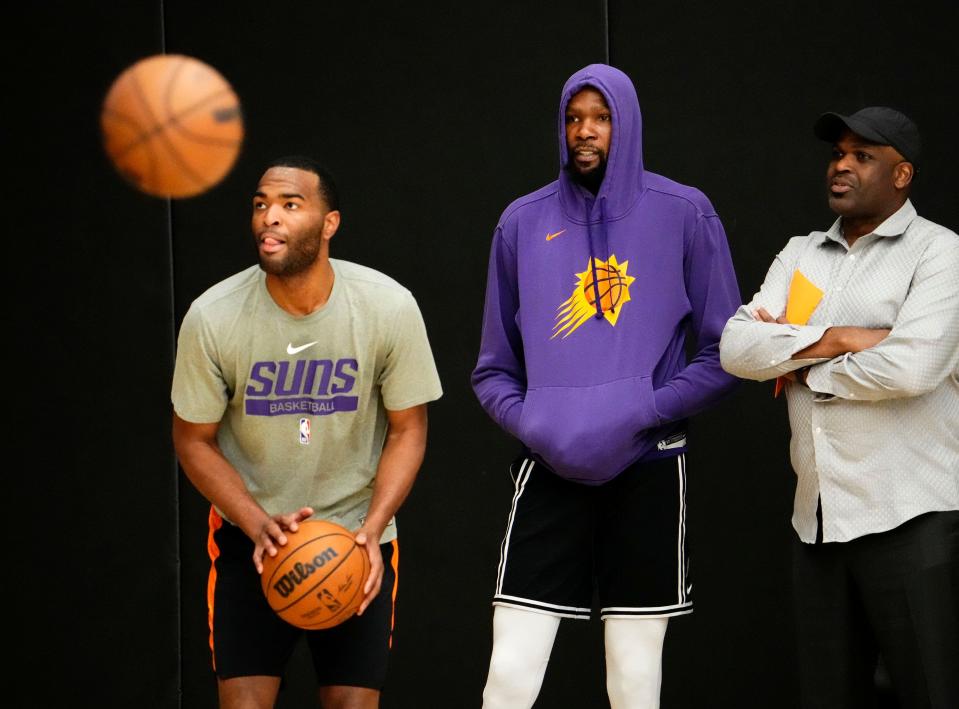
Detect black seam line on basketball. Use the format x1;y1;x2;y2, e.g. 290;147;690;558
262;532;354;589
167;122;242;148
101;108;148;134
272;545;358;615
101;73;145;135
102;107;161;187
162;54;186;132
161;57;242;149
133;98;236;191
298;576;364;628
133;57;213;190
262;533;355;589
271;543;359;614
127;57;173;148
167;110;243;147
150;121;213;189
125;59;169;191
300;561;365;624
104;89;240;159
132;69;164;189
276;546;356;613
107;87;240;161
297;553;369;628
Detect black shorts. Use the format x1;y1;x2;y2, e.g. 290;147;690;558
206;509;398;688
493;452;691;620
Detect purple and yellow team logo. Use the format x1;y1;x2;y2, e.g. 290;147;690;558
245;358;359;416
552;255;635;339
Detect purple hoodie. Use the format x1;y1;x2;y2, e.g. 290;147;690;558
471;64;741;484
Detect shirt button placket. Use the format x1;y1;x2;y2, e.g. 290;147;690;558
810;406;828;526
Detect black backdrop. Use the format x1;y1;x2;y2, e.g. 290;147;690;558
18;1;957;707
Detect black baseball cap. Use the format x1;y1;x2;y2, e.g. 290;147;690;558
813;106;922;166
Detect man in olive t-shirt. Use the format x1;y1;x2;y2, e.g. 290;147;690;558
171;156;442;709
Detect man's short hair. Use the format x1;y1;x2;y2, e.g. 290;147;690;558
264;155;340;211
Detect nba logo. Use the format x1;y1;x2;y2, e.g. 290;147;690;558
298;418;311;445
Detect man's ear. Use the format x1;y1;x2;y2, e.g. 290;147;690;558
893;161;914;190
323;210;341;241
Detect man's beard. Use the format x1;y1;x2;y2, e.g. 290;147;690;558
566;153;607;194
256;231;323;277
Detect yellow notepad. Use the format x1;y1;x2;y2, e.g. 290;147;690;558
775;269;824;397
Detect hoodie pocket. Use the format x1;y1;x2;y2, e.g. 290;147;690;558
517;375;660;482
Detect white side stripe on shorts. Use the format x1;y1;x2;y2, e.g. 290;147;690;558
495;459;534;596
676;453;688;605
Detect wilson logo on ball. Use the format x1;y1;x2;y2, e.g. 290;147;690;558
271;547;339;599
260;519;372;630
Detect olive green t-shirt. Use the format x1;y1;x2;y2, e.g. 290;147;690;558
171;259;443;542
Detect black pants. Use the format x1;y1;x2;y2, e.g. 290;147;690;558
793;510;959;709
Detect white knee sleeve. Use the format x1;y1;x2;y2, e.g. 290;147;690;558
604;617;668;709
482;606;561;709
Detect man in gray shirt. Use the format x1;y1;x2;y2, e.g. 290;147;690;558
172;156;442;708
720;107;958;708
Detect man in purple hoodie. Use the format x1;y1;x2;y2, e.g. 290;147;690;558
472;64;741;708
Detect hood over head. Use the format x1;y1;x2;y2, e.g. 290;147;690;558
558;63;645;222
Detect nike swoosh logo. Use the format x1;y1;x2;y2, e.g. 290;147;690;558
545;229;566;241
286;341;317;355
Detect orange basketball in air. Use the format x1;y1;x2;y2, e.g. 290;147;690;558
260;519;371;630
584;264;627;311
100;54;243;197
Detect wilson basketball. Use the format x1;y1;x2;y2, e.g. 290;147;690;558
100;54;243;198
260;519;371;630
584;264;626;311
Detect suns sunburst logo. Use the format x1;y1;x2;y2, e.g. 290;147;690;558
552;255;636;339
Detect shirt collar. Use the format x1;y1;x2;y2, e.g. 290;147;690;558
821;199;917;246
873;199;917;236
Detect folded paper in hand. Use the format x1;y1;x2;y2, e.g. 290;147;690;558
774;270;824;397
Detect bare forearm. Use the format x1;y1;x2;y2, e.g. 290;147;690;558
362;422;427;538
173;433;269;536
793;326;890;359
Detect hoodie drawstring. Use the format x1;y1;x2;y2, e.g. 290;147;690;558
586;197;602;319
587;195;610;319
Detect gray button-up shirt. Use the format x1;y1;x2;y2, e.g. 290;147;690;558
719;200;959;543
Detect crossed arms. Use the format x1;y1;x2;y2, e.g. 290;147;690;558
719;240;959;400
